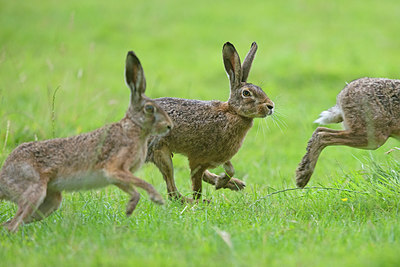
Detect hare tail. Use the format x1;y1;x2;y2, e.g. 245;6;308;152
314;105;343;125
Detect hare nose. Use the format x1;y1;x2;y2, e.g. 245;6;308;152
167;125;172;130
266;104;274;110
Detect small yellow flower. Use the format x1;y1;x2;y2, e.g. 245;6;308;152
341;198;348;202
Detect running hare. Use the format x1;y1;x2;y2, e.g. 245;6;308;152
146;42;275;201
296;77;400;188
0;51;173;232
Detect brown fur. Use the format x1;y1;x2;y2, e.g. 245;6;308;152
146;42;275;201
296;77;400;188
0;51;173;232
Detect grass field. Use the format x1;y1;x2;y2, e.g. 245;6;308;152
1;0;400;266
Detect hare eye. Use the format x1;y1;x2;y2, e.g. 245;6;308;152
242;90;251;97
144;104;155;114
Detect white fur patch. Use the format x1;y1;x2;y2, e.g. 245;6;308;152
48;170;112;191
314;105;343;125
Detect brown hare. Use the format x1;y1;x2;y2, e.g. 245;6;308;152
296;77;400;188
146;42;275;201
0;51;173;232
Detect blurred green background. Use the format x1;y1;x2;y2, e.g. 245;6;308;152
1;0;400;266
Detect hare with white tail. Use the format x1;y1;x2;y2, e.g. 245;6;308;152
296;77;400;188
0;51;173;232
146;42;275;201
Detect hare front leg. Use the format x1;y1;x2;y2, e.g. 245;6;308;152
296;127;389;188
129;174;164;205
202;161;246;191
189;162;208;200
109;170;164;215
114;181;141;216
214;161;234;189
151;146;189;202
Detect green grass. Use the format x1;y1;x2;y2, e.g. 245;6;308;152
1;0;400;266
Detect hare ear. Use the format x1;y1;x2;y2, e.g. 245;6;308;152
241;42;258;83
223;42;242;90
125;51;146;104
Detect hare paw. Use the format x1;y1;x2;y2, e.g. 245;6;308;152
1;220;10;227
168;193;193;204
224;178;246;191
1;220;13;232
2;220;19;233
201;198;211;204
191;198;211;204
149;192;165;205
295;165;313;188
215;175;231;190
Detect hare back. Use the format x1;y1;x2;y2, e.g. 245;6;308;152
338;78;400;132
150;97;253;164
1;122;145;185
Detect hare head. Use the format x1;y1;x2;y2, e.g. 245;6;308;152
125;51;173;136
223;42;274;118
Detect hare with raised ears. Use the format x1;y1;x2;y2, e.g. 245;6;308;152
0;51;173;232
296;77;400;188
146;42;275;201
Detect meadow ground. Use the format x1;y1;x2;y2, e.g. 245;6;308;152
1;0;400;266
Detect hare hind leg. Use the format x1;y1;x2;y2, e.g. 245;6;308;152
296;127;389;188
5;183;47;232
25;190;62;223
151;146;187;201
